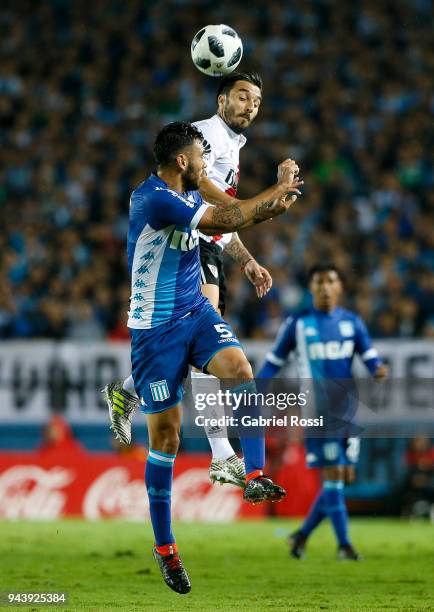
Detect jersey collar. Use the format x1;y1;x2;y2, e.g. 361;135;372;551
150;172;167;187
150;172;197;200
312;306;340;317
214;114;247;148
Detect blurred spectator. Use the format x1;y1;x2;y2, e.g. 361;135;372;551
39;415;85;454
112;437;147;462
66;300;105;340
0;0;432;339
401;436;434;519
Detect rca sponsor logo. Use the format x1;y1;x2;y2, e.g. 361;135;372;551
308;340;354;360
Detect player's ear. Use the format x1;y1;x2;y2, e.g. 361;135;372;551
217;93;226;109
175;152;188;171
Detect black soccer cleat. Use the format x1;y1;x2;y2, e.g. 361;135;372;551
337;544;361;561
288;530;307;559
243;474;286;504
152;546;191;594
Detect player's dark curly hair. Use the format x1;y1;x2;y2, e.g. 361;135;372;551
308;263;345;284
216;71;263;100
153;121;204;166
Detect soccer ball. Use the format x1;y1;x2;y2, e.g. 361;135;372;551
191;24;243;77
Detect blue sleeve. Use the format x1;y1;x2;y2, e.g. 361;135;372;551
354;315;382;375
257;360;280;379
146;189;209;230
257;317;297;378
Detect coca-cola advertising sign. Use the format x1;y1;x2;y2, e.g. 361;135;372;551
0;451;266;521
0;465;74;519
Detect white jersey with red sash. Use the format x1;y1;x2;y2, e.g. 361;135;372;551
193;114;246;250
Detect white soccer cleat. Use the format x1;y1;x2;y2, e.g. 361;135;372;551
209;454;246;488
102;380;139;445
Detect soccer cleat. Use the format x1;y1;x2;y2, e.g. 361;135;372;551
289;530;307;559
209;454;246;488
102;380;139;445
337;544;361;561
153;546;191;594
243;474;286;504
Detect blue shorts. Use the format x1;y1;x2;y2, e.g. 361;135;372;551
130;302;241;414
305;437;360;468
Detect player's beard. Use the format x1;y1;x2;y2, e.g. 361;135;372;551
182;167;200;191
221;100;252;134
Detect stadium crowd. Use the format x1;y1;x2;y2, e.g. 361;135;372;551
1;0;433;340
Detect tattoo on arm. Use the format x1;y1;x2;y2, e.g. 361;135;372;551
209;196;279;231
225;233;252;266
252;199;276;224
211;204;244;229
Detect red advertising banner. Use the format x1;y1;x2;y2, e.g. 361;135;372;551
0;448;319;521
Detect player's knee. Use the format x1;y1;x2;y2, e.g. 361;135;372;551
232;358;253;381
208;349;253;380
151;424;180;455
159;432;180;455
322;466;344;481
345;466;356;484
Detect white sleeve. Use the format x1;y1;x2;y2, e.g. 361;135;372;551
189;204;211;229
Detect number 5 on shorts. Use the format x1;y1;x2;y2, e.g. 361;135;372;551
214;323;233;338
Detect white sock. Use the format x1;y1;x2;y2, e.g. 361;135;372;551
207;436;236;461
191;371;235;460
122;375;138;398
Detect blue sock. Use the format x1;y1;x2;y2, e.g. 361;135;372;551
322;480;350;546
232;380;265;475
145;449;176;547
300;491;326;538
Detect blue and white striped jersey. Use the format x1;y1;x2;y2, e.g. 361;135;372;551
127;173;210;329
260;307;381;379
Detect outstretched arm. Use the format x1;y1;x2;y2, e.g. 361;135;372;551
197;159;303;233
257;317;297;378
199;176;235;206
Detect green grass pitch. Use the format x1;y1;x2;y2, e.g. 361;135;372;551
1;519;432;611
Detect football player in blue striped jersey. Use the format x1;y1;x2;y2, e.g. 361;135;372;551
258;263;388;560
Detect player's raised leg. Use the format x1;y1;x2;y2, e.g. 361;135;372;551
205;345;286;504
145;404;191;593
192;280;245;488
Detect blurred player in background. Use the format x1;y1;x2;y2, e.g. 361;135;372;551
258;263;388;560
118;121;301;593
105;72;277;486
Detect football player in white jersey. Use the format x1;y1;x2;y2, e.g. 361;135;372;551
104;72;291;486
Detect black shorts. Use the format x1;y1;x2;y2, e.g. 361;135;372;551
199;238;227;315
